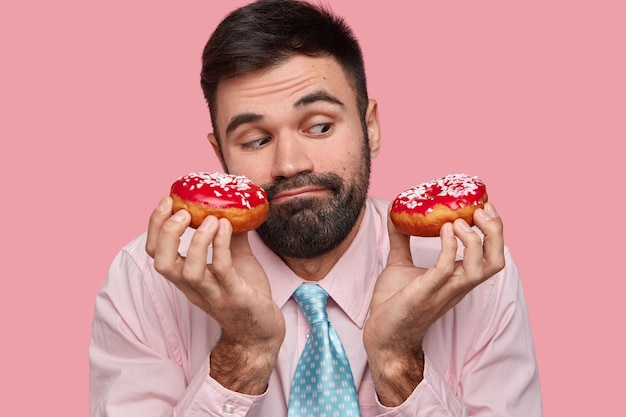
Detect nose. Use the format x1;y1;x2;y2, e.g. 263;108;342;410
270;135;314;180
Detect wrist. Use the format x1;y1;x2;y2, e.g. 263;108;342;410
210;334;282;395
367;346;425;407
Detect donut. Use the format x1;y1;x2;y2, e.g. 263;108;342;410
170;172;269;232
390;173;488;237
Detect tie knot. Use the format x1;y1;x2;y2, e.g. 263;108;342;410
293;284;329;325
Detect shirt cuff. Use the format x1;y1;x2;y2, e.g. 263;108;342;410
177;357;267;416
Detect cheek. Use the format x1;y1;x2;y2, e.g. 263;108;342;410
315;138;365;173
224;155;273;184
228;164;266;184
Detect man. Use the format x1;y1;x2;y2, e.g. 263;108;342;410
89;1;542;416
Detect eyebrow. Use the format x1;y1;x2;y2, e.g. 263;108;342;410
294;90;345;109
224;90;345;137
225;113;264;137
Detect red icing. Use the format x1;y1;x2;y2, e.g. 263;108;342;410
392;174;486;215
170;172;267;210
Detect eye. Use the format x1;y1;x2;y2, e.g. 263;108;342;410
305;123;333;136
242;136;271;149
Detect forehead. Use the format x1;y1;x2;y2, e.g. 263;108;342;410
213;55;356;128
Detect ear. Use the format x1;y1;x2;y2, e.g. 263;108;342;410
365;99;382;158
207;133;227;171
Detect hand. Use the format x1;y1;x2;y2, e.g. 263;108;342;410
145;196;285;394
363;202;505;406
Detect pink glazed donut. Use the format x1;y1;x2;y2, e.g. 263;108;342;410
390;173;488;237
170;172;269;232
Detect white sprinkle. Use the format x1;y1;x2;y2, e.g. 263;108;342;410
175;172;266;207
395;173;484;207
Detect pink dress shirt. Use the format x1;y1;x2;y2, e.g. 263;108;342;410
89;197;542;416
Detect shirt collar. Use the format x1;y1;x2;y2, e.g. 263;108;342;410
250;197;386;328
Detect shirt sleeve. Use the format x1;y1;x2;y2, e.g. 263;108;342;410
455;250;543;416
89;242;267;416
375;248;542;416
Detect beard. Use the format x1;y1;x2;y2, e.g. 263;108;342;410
256;147;371;259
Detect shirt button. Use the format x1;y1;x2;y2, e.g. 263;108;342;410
222;403;235;415
306;329;311;338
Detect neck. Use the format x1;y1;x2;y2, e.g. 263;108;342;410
280;208;365;282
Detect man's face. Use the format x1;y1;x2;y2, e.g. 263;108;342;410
209;55;381;258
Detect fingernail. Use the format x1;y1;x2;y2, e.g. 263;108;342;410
484;203;498;218
198;216;217;231
171;210;187;222
477;208;491;221
441;222;454;237
156;197;170;212
456;219;471;232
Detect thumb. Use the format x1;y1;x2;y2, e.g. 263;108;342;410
386;205;413;267
229;225;254;257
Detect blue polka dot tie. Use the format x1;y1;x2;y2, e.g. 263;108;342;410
287;284;361;417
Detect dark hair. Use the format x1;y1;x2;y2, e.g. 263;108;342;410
200;0;369;140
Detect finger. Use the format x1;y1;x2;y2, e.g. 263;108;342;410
230;228;274;299
473;202;506;276
183;216;220;284
386;207;413;267
146;196;173;257
210;218;234;279
152;209;191;281
420;223;458;291
452;218;486;285
436;222;459;271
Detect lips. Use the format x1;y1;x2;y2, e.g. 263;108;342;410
262;172;343;205
270;186;329;204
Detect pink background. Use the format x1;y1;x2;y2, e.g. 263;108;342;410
1;0;624;415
